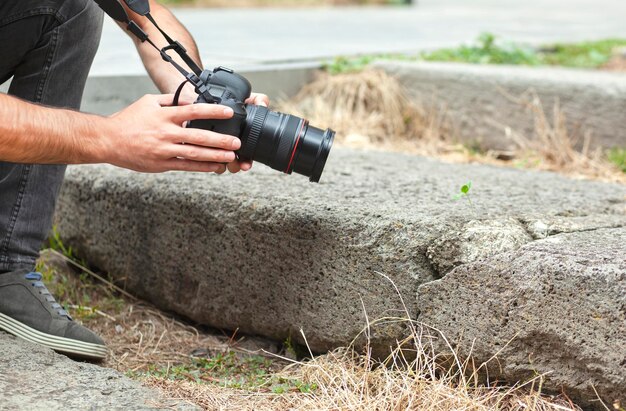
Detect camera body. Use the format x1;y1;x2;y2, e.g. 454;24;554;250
188;67;251;148
187;67;335;183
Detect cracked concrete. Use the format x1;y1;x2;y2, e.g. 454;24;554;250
426;218;533;276
418;227;626;410
55;148;626;407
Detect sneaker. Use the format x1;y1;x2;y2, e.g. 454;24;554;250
0;269;107;360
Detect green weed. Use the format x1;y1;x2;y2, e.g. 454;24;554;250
607;147;626;173
453;181;478;216
324;35;626;74
141;351;316;393
538;39;626;68
324;54;410;74
422;33;540;66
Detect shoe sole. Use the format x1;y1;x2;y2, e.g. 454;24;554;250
0;312;107;360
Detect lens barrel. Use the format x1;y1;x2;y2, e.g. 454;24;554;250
240;105;335;182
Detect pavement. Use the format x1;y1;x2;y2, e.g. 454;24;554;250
92;0;626;75
0;332;197;410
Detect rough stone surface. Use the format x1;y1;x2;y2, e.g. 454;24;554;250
418;227;626;410
0;332;196;410
376;61;626;151
55;148;626;406
426;218;533;276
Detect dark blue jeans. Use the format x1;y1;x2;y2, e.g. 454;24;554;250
0;0;103;273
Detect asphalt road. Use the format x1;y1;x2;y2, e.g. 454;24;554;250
92;0;626;75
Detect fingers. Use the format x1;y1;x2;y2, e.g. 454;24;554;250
246;93;270;107
162;158;227;174
166;103;234;123
227;159;253;173
154;94;177;106
175;128;241;151
227;161;241;173
172;144;236;163
239;160;253;171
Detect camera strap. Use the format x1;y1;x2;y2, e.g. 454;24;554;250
121;0;203;76
172;80;187;107
144;14;203;77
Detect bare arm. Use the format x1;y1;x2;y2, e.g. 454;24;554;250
0;93;107;164
0;92;240;173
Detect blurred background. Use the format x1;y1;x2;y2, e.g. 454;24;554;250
93;0;626;75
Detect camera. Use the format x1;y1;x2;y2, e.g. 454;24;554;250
188;67;335;183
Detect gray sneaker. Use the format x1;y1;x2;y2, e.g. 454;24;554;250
0;269;107;360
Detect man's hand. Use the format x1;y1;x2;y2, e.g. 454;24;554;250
163;90;271;174
226;92;271;173
101;94;240;173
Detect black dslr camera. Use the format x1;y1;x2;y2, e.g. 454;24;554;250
189;67;334;182
94;0;335;182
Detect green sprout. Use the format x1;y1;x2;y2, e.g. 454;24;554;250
453;181;475;211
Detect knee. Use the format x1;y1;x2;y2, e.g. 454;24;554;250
58;0;104;48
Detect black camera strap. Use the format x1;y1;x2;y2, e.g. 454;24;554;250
121;0;203;77
144;14;204;77
172;80;187;107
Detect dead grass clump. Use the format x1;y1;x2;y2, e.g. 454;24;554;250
281;330;579;411
149;321;582;411
501;91;626;183
278;69;455;154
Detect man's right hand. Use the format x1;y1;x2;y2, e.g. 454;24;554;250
100;94;241;174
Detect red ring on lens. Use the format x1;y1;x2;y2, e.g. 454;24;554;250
285;119;307;173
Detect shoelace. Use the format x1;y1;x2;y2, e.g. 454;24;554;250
25;272;72;320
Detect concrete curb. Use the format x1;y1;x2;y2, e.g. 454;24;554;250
56;148;626;408
373;61;626;150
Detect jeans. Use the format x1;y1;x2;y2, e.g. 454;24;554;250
0;0;103;273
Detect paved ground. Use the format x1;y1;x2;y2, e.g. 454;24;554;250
0;332;196;410
92;0;626;75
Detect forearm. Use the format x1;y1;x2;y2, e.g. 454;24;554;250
122;1;202;93
0;94;108;164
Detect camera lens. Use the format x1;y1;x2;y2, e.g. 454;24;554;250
239;105;335;183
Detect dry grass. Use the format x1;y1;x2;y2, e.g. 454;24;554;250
503;95;625;183
602;54;626;72
279;70;455;155
278;69;626;184
38;250;582;411
148;334;581;411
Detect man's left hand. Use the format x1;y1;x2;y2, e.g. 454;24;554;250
176;87;269;173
